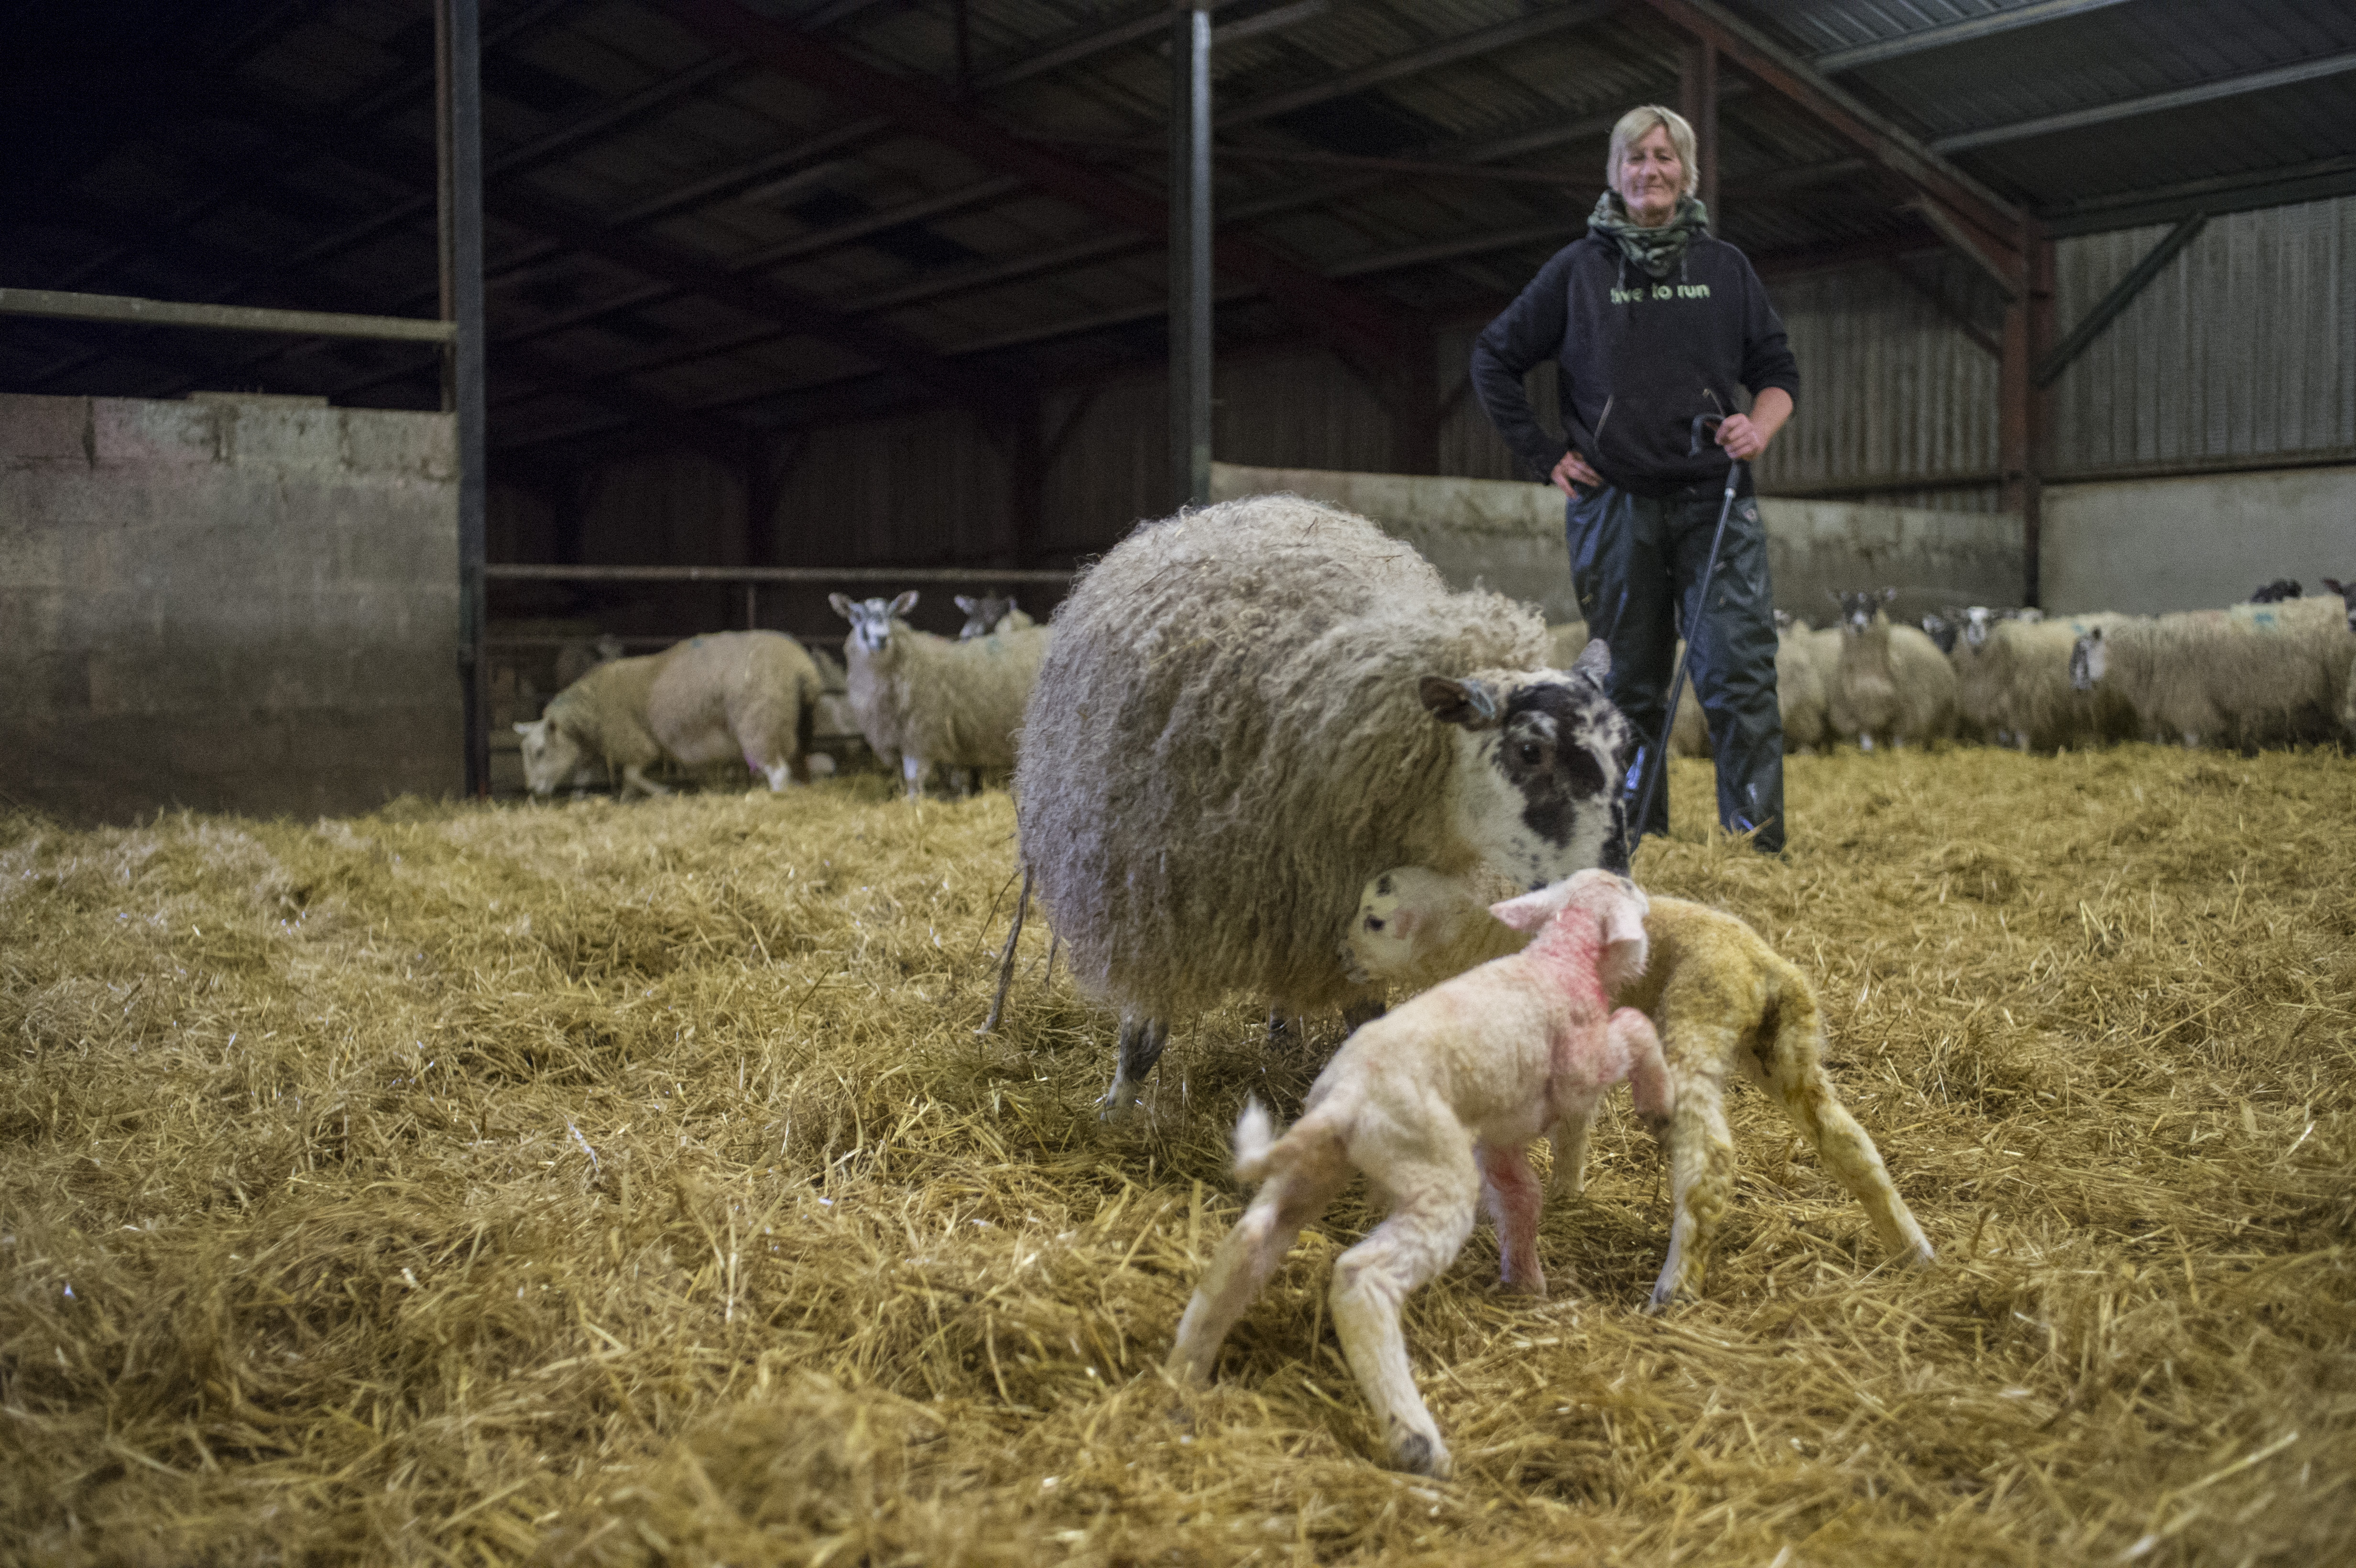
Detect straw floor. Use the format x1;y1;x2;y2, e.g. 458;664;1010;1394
2;747;2351;1567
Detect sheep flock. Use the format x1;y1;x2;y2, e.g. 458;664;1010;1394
4;538;2353;1564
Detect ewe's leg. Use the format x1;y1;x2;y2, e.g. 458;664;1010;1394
1331;1150;1480;1478
1546;1102;1597;1201
1168;1160;1349;1384
1746;1010;1932;1268
1477;1143;1546;1297
1098;1015;1170;1121
901;753;930;798
621;763;671;797
1649;1046;1737;1313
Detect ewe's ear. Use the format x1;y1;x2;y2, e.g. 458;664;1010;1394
954;595;978;614
2325;577;2346;595
1572;637;1611;681
1881;586;1898;603
1420;675;1501;730
512;722;536;735
1490;882;1571;933
889;590;920;618
828;593;855;621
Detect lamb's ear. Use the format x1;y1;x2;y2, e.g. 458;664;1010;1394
889;590;919;618
1491;882;1573;933
1420;675;1501;730
828;593;856;621
1571;637;1611;681
1599;880;1650;975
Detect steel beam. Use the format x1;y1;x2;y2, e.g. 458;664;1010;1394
447;0;490;799
1171;2;1213;510
1813;0;2132;73
1933;52;2356;154
661;0;1408;370
1639;0;2024;251
2033;212;2205;388
0;287;454;342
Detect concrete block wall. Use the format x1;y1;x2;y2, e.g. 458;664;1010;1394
1211;463;2025;628
0;391;461;825
2043;466;2356;616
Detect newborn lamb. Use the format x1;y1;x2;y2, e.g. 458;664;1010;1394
1165;870;1666;1479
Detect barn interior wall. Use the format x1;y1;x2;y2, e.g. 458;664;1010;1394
0;391;461;825
2043;466;2356;616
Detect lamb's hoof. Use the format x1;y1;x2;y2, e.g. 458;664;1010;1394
1096;1090;1141;1124
1389;1429;1452;1479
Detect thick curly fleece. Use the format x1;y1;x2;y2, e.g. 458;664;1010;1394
1015;495;1559;1022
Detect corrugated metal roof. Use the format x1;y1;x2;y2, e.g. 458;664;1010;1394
5;0;2351;456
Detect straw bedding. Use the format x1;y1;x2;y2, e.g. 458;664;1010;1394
2;749;2350;1566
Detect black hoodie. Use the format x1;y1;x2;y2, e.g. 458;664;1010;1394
1470;230;1800;497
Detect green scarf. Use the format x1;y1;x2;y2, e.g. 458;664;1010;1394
1588;191;1711;280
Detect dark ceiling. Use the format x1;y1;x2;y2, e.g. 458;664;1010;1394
5;0;2352;469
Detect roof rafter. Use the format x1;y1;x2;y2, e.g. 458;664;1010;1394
660;0;1413;371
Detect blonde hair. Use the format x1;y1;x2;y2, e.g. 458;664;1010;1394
1607;104;1699;196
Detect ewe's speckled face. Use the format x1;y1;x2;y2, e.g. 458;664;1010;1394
1961;606;1997;650
513;719;584;796
1837;589;1892;636
831;590;918;656
1421;642;1633;890
954;593;1016;640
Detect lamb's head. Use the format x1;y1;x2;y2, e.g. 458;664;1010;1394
954;593;1018;639
513;717;585;797
1347;866;1475;984
1833;588;1896;638
1418;640;1633;891
2069;625;2107;691
1491;868;1650;988
2323;578;2355;634
830;590;919;660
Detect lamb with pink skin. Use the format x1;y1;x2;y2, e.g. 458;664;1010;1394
1164;869;1669;1480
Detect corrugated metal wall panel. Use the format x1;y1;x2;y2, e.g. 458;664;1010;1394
2049;194;2356;471
767;407;1010;566
1040;376;1166;557
1751;265;2002;497
581;450;747;566
1436;319;1559;483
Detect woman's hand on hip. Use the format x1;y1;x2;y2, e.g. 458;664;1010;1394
1551;449;1603;496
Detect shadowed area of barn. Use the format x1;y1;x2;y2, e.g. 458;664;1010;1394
1;749;2351;1565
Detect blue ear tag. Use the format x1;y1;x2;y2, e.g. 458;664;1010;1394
1623;748;1647;795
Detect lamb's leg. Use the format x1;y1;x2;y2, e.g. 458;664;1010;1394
1744;1008;1932;1269
1477;1142;1546;1297
1098;1014;1169;1121
1545;1102;1597;1201
1648;1044;1736;1313
1330;1151;1480;1478
1616;1007;1672;1141
621;763;671;797
1167;1157;1349;1385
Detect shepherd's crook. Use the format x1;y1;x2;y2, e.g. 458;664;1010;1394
1629;414;1746;849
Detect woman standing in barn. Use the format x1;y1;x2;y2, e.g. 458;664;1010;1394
1471;104;1798;855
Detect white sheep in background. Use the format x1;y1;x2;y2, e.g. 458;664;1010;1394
1014;495;1636;1116
2072;597;2353;749
1774;613;1833;754
1167;870;1664;1479
1826;589;1957;750
1979;614;2138;751
1349;865;1933;1310
954;592;1035;639
514;631;823;798
829;592;1050;798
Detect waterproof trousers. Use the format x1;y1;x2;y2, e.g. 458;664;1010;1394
1567;484;1786;854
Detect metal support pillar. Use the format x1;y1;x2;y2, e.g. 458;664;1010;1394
441;0;490;797
1679;37;1719;226
1169;1;1213;511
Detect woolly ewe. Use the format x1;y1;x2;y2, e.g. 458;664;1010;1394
1167;870;1664;1478
514;631;823;798
830;592;1051;797
954;593;1035;639
2071;597;2353;748
1014;496;1634;1116
1350;865;1934;1310
1827;589;1957;749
